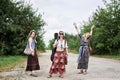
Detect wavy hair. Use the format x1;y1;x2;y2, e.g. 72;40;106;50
28;30;36;39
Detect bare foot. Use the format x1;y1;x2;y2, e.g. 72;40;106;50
83;71;87;75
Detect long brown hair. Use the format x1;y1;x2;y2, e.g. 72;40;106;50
28;30;36;39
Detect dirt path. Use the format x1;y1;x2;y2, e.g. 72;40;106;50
0;50;120;80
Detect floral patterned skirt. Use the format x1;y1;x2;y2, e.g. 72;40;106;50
49;51;66;75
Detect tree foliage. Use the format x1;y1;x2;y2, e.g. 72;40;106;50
84;0;120;55
48;39;54;50
65;33;80;52
0;0;45;55
48;0;120;55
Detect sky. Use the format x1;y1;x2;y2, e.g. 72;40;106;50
23;0;108;46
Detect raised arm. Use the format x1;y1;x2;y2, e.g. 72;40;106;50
73;22;81;35
90;25;95;36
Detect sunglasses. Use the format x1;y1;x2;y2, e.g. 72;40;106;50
59;33;63;35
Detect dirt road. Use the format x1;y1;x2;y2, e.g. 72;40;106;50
0;50;120;80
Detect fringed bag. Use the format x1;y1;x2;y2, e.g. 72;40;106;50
24;42;32;55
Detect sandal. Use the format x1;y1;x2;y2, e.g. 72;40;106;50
30;74;38;77
47;75;52;78
77;70;83;74
59;75;64;78
77;72;83;74
83;71;87;75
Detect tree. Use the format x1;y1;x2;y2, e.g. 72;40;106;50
0;0;45;55
84;0;120;55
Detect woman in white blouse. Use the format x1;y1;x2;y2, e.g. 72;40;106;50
48;31;68;78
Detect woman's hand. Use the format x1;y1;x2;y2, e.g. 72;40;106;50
90;25;95;35
35;39;37;43
31;49;34;56
31;51;34;56
73;22;81;35
66;53;68;57
53;44;57;48
73;22;77;29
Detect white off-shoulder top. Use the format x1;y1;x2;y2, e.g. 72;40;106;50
54;39;68;49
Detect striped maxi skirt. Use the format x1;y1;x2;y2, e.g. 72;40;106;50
26;49;40;71
77;46;89;69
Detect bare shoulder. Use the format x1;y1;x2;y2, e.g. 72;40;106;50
28;37;32;41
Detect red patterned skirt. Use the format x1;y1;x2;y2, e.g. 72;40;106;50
49;51;66;75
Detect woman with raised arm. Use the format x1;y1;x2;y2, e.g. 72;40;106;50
48;31;68;78
73;22;95;75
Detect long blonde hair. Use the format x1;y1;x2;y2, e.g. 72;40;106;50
84;32;90;39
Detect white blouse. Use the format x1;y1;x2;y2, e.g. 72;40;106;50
54;39;68;49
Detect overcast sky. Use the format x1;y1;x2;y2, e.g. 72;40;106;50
23;0;108;46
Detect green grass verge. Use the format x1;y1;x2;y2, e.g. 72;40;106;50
92;54;120;60
69;49;78;54
69;49;120;60
37;50;45;54
0;55;26;72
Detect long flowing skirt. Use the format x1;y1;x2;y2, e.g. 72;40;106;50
77;46;89;69
26;49;40;71
49;51;66;75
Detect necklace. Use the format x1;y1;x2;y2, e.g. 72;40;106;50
59;39;63;50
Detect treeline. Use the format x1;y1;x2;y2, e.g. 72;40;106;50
83;0;120;55
65;33;80;53
48;0;120;55
0;0;46;55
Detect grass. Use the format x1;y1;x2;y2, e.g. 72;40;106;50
0;55;26;72
69;50;120;60
92;54;120;60
69;49;78;54
37;50;45;54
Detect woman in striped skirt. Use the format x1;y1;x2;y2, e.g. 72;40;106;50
73;22;95;74
26;30;40;77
